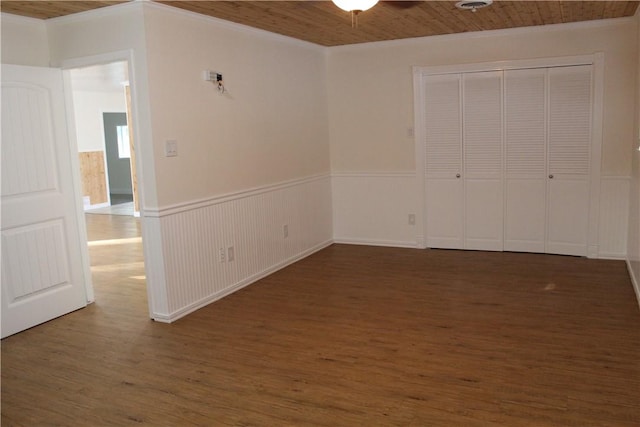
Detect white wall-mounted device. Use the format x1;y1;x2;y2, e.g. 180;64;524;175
203;70;225;94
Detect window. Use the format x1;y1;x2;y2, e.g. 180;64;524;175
116;125;130;158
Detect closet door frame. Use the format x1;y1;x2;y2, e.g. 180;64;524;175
413;53;604;258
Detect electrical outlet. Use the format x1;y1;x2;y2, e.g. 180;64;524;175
219;247;226;263
227;246;235;262
408;214;416;225
283;224;289;238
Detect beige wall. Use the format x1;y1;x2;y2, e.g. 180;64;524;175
327;18;637;176
1;13;49;66
628;11;640;297
143;5;330;207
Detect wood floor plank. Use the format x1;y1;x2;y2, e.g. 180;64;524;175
2;214;639;425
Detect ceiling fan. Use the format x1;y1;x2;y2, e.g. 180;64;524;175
332;0;492;28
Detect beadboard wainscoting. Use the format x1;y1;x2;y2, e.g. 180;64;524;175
599;176;631;259
332;173;419;248
144;174;333;322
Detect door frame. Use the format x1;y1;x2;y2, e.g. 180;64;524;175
413;53;604;257
61;50;149;305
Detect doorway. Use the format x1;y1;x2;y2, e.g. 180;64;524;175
67;60;147;309
103;112;134;213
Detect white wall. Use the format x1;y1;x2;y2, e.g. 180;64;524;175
332;173;417;247
627;11;640;303
1;13;49;66
328;18;638;253
72;91;126;152
6;2;635;315
47;2;157;209
8;2;333;322
143;5;330;208
139;4;332;320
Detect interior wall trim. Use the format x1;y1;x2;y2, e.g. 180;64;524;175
146;173;330;218
626;260;640;308
331;173;419;248
333;237;418;249
45;1;142;26
0;11;46;24
142;1;325;51
330;16;635;52
598;175;631;259
147;174;334;321
332;171;416;178
155;239;333;323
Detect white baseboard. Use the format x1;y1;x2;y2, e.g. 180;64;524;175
597;252;627;260
84;202;109;211
333;237;418;249
145;174;333;321
154;239;333;323
626;259;640;309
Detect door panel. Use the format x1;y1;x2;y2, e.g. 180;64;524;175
426;179;463;249
547;179;590;256
463;72;503;250
504;68;547;253
465;179;503;251
1;64;88;338
463;71;503;181
546;66;591;256
424;74;463;248
504;179;546;253
421;64;592;257
424;74;462;178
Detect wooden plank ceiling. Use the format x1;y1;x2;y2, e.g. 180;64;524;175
2;1;638;46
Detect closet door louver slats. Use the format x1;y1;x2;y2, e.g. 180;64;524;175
548;65;592;176
505;69;547;178
546;65;592;257
504;68;547;253
422;63;592;257
424;74;462;177
463;71;503;250
424;73;464;248
463;72;503;179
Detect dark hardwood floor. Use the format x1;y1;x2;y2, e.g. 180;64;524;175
2;214;639;426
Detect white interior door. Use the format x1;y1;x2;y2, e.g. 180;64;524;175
424;73;463;249
1;64;88;338
546;65;592;256
504;68;547;253
463;71;503;251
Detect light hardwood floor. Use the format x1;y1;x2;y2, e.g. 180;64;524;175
2;214;639;426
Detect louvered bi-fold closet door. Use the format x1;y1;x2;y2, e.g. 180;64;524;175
546;65;592;256
424;73;463;249
504;68;547;253
463;71;503;251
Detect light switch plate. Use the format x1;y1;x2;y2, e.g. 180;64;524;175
165;140;178;157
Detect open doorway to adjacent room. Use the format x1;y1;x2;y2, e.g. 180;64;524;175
68;60;147;313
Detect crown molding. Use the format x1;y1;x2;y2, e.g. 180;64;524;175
142;1;326;52
45;1;143;26
1;12;47;25
329;15;636;52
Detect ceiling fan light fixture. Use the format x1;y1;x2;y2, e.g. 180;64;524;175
332;0;379;13
455;0;492;12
